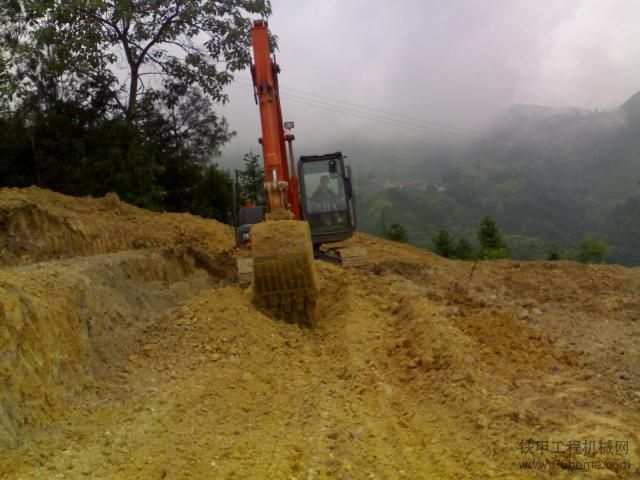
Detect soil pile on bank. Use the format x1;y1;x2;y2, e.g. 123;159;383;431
0;186;235;266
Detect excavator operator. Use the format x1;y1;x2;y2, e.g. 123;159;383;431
310;175;338;212
309;175;348;229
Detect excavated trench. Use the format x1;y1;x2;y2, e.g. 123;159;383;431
0;247;234;448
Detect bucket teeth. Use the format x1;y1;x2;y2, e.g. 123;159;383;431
249;220;318;325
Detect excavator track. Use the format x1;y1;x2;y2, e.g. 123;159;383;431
315;242;368;268
249;220;318;325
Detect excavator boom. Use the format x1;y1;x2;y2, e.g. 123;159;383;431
247;20;317;324
250;20;300;218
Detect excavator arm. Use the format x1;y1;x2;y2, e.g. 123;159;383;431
250;20;300;219
246;20;318;325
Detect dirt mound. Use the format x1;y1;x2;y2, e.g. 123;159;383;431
0;187;237;448
0;187;235;266
1;188;639;479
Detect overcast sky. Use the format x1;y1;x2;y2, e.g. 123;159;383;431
217;0;640;167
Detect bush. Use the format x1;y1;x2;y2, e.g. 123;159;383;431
431;230;456;258
577;235;609;264
477;216;510;259
384;223;409;243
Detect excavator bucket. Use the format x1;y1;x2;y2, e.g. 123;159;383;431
250;220;318;325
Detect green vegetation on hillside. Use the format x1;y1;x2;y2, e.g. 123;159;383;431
354;100;640;266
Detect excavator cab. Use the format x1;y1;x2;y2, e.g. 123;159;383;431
298;152;357;246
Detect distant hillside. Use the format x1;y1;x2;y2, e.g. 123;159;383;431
356;90;640;265
620;89;640;123
493;93;640;202
507;103;590;120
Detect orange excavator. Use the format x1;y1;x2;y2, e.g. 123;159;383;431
235;20;363;325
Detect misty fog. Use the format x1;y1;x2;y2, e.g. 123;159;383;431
218;0;640;169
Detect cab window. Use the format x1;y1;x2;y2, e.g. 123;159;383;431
301;160;349;231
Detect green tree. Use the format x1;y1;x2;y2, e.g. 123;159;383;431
477;216;510;259
384;223;409;243
606;195;640;265
0;97;164;207
239;151;264;204
0;0;257;214
191;164;233;222
547;245;561;261
431;229;456;258
140;88;234;211
455;238;476;260
577;235;609;264
2;0;272;122
0;55;10;109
